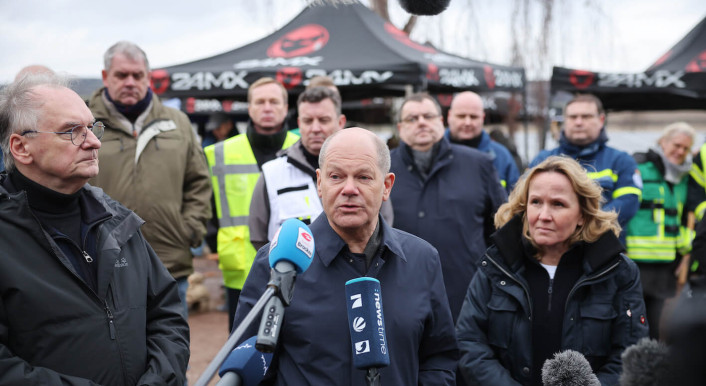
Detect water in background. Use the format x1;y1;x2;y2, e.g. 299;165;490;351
515;129;705;167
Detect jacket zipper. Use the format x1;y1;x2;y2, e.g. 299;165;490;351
105;301;116;340
485;253;534;320
547;278;554;312
565;260;621;311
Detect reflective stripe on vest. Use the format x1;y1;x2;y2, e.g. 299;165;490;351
211;142;260;227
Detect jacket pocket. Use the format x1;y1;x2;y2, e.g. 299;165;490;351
580;302;617;356
487;294;519;350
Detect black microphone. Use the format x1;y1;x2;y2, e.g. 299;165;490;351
256;218;315;353
541;350;600;386
217;336;274;386
398;0;451;15
345;277;390;386
619;338;673;386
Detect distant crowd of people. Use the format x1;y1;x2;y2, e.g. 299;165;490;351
1;40;705;385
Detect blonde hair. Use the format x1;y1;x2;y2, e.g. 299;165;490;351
658;121;696;147
247;77;288;104
495;156;620;249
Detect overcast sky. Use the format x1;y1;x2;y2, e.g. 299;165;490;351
1;0;705;84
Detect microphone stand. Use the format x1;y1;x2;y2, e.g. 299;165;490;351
194;287;275;386
195;262;297;386
366;368;381;386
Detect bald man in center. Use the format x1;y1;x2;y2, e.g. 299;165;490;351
233;127;458;385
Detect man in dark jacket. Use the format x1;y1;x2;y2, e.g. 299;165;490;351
0;73;188;384
390;92;507;322
233;127;458;385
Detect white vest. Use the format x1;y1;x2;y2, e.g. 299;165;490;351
262;157;323;241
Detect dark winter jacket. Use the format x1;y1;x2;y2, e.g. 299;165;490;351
0;176;189;385
233;214;459;385
390;137;507;321
456;215;649;386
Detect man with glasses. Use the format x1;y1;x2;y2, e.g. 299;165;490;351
530;94;641;243
88;41;212;317
389;93;507;322
0;74;188;384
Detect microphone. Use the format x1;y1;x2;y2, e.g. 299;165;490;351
345;277;390;386
541;350;600;386
619;338;673;386
398;0;451;15
256;218;315;353
217;336;273;386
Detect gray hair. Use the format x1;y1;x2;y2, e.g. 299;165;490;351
319;128;391;174
0;73;69;172
658;121;696;146
297;86;342;115
104;41;149;71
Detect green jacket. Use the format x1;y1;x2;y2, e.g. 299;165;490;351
627;150;691;262
88;88;212;279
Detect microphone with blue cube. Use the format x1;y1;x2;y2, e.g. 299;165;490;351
345;277;390;386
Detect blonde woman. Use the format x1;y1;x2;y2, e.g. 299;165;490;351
456;156;648;386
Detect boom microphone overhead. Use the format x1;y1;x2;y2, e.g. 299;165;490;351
311;0;452;16
398;0;451;15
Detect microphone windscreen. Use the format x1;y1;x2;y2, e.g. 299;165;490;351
397;0;451;16
218;336;274;386
541;350;600;386
345;277;390;369
269;218;315;273
620;338;673;386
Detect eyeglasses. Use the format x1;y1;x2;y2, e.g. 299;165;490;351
21;122;105;146
565;114;598;121
401;113;441;124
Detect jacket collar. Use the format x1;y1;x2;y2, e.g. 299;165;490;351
558;127;608;158
491;213;625;274
309;213;407;268
398;136;454;177
281;140;317;178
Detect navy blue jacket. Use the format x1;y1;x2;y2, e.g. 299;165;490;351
531;129;641;241
390;137;507;321
233;214;459;385
456;216;649;386
446;129;520;192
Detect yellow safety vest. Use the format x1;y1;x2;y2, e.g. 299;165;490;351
205;132;299;289
689;143;706;220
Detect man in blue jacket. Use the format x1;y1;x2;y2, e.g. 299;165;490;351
447;91;520;193
531;94;641;243
233;127;458;385
390;93;507;322
0;73;188;384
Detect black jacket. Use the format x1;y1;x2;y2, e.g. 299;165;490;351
456;215;649;386
0;175;189;385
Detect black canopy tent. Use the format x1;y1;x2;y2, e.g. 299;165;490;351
550;16;706;112
151;1;525;103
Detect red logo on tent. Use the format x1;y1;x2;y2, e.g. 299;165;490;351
222;100;233;112
277;67;303;89
426;63;439;81
185;97;195;114
569;70;595;89
437;94;453;107
268;24;330;58
484;65;496;89
150;69;170;95
686;50;706;72
384;23;436;54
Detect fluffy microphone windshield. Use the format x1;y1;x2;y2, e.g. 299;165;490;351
541;350;600;386
619;338;673;386
308;0;451;16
